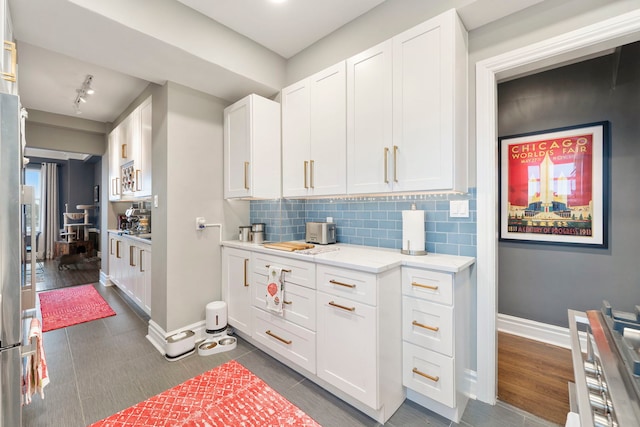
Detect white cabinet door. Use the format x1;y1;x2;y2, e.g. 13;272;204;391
108;129;122;201
142;245;151;315
309;62;346;196
224;96;251;198
222;247;252;336
346;40;393;195
224;94;281;199
282;80;311;197
392;10;467;193
136;97;152;197
316;291;377;408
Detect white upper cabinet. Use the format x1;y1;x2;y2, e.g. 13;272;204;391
346;40;393;194
137;96;152;197
282;62;346;198
108;96;153;201
1;0;17;95
392;9;467;193
348;9;468;194
224;94;281;199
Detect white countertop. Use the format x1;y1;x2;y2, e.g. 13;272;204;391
221;240;475;274
108;229;152;245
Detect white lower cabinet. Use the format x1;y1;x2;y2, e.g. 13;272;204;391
108;232;152;315
251;307;316;373
401;266;472;423
222;247;252;336
316;290;377;407
221;244;406;424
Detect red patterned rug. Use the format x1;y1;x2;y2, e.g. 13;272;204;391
38;284;116;332
90;360;321;427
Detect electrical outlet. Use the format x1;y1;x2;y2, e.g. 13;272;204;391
449;200;469;218
196;217;206;230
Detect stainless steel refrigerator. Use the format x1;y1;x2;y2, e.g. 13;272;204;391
0;92;33;427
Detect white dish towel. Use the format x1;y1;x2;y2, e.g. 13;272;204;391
266;266;284;315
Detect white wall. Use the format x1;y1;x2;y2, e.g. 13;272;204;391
162;82;248;332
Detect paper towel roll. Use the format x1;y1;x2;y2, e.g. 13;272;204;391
402;208;426;255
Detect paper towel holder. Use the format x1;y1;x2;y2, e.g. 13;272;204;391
401;203;427;256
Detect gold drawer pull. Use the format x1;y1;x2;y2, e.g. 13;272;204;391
243;259;249;287
329;301;355;312
413;367;439;383
244;161;250;190
393;145;399;183
135;170;142;191
266;330;292;345
140;249;145;272
310;159;315;188
383;147;389;183
121;143;127;159
283;300;292;305
265;265;291;273
129;246;135;267
329;279;356;289
304;161;309;189
411;282;439;291
412;320;439;332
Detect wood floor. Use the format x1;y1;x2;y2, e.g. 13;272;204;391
498;331;574;425
35;258;100;291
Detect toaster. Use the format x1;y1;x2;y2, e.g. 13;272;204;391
305;222;336;245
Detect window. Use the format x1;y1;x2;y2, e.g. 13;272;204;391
25;167;41;232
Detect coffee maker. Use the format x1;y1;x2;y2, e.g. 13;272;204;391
125;202;151;234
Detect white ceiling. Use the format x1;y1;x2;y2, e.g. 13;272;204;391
9;0;545;125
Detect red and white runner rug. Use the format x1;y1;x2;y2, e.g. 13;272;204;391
38;284;116;332
90;360;321;426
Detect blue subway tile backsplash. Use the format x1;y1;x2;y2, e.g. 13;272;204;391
250;188;477;257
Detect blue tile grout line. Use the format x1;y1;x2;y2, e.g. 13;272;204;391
250;188;477;257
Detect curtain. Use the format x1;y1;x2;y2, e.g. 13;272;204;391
40;163;59;260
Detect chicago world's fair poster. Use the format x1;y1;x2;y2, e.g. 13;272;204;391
499;122;608;248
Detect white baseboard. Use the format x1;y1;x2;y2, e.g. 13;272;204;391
498;313;571;349
146;319;208;356
99;270;112;287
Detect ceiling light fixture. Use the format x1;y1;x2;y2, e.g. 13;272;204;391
73;74;94;114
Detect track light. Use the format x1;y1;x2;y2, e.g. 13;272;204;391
72;74;94;114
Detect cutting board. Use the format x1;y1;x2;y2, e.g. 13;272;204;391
263;241;315;252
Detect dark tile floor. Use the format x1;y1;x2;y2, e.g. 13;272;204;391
23;283;560;427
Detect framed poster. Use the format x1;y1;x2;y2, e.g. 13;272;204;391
499;121;609;248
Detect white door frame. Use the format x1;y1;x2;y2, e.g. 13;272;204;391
475;8;640;404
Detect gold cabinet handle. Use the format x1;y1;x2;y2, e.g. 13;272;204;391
283;300;292;305
412;367;439;383
310;160;315;188
129;245;135;267
140;249;145;272
412;320;440;332
121;143;127;159
116;240;121;259
393;145;399;183
266;330;292;345
243;259;249;287
329;279;356;288
304;161;309;189
244;161;250;190
264;265;291;273
384;147;389;183
2;41;17;82
135;170;142;191
411;282;439;291
329;301;355;312
110;238;115;255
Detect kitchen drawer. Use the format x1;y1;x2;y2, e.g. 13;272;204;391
402;267;453;305
316;264;376;306
251;307;316;374
403;341;455;408
403;296;453;356
252;273;316;331
252;252;315;289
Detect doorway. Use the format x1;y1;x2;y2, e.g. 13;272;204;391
474;9;640;404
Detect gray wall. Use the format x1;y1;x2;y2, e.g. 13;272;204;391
498;42;640;327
